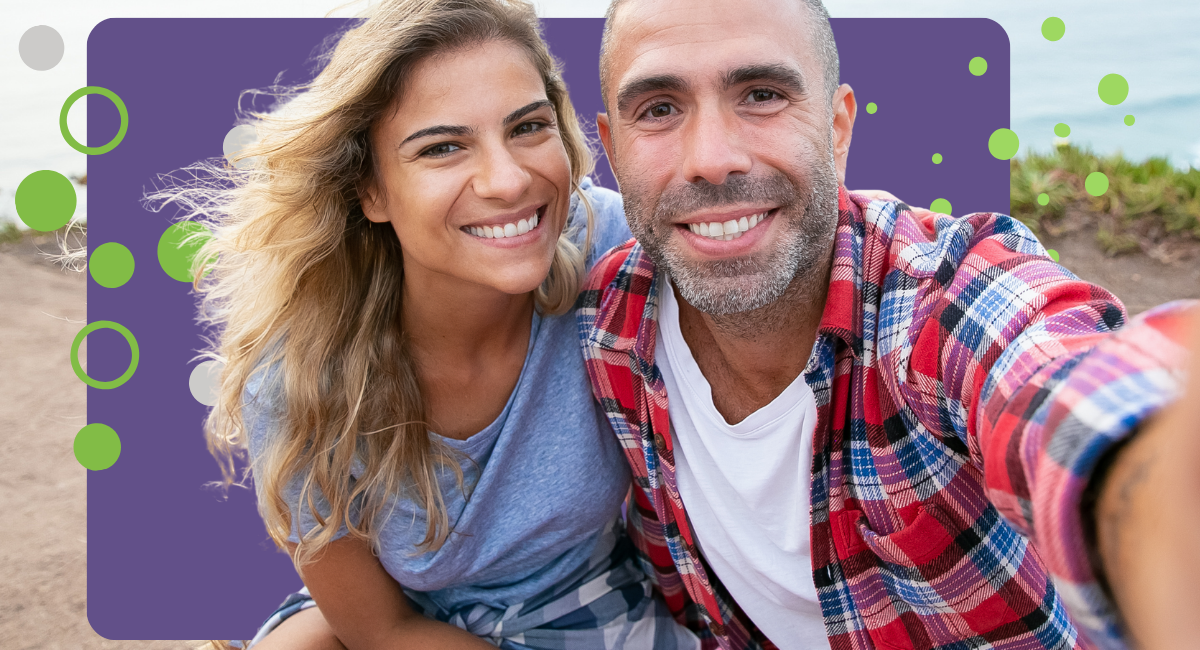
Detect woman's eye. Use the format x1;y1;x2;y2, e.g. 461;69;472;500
421;143;460;157
513;121;545;136
748;89;779;103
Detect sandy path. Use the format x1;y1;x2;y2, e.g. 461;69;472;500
0;227;1195;649
0;239;197;650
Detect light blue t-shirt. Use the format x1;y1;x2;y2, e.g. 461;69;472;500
245;179;634;612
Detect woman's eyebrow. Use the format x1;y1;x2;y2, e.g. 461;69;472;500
503;99;553;126
400;124;474;147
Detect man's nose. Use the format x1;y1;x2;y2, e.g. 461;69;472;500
473;144;533;203
680;108;752;186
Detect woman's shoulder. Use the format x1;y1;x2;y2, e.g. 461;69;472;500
573;177;632;270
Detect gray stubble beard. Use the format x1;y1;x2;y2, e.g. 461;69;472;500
621;146;841;321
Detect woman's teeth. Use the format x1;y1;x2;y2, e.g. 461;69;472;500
467;214;539;239
687;212;768;241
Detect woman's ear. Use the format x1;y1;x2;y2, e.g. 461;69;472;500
359;181;389;224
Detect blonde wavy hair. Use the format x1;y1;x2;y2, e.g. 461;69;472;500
147;0;595;567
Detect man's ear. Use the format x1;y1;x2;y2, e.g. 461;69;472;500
831;83;856;186
597;112;615;165
359;181;389;224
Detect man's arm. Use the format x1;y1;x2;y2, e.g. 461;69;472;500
1094;312;1200;648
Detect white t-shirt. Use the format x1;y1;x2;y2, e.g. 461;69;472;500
654;276;831;650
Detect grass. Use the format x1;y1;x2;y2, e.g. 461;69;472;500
1011;144;1200;255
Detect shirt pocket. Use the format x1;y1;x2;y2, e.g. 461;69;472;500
833;504;1025;649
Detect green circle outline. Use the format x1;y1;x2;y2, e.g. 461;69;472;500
71;320;140;389
60;86;128;155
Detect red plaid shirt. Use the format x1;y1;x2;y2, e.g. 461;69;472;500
576;188;1193;650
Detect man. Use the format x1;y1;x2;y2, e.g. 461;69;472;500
579;0;1200;648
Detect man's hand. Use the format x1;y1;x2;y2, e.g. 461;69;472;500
1097;308;1200;648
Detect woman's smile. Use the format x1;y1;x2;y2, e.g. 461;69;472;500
463;204;545;241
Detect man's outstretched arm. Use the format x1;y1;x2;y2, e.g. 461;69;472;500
1094;312;1200;648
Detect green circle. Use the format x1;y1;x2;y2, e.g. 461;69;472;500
1042;17;1066;41
70;320;140;390
60;86;128;155
1124;114;1135;126
1054;123;1071;138
14;170;77;232
1037;193;1050;206
1047;249;1060;263
932;153;943;164
1085;171;1110;196
969;57;988;76
158;222;213;282
74;423;122;471
1097;74;1129;106
988;128;1020;160
929;198;953;215
89;242;135;288
865;102;878;114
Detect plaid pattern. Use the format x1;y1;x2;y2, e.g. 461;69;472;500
249;518;700;650
577;188;1193;650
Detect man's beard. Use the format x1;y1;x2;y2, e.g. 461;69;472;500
621;150;840;316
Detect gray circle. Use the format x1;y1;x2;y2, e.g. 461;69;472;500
189;360;224;407
19;25;64;71
222;124;259;169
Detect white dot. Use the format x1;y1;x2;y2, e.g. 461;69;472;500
189;360;224;406
222;124;259;169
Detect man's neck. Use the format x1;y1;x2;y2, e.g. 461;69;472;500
674;262;831;425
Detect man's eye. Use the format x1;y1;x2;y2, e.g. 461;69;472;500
421;143;460;157
646;103;675;118
748;89;779;103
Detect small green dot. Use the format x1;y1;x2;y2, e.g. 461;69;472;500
929;198;953;215
89;242;135;288
1124;114;1135;126
15;170;77;232
1047;249;1060;262
1042;17;1066;41
158;222;213;282
74;423;122;471
932;153;943;164
988;128;1020;160
1037;193;1050;206
1085;171;1110;196
865;102;878;114
1054;123;1071;138
1098;74;1129;106
969;57;988;76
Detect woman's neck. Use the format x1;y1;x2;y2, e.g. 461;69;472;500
401;265;535;363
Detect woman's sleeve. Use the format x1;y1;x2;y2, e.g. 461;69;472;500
575;177;633;271
244;364;357;544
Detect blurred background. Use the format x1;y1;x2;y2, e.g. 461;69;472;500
1;1;1197;648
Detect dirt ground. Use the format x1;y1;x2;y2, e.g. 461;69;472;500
0;225;1196;649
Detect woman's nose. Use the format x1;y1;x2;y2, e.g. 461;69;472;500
472;144;533;204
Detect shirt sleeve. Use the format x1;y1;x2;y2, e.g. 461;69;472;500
894;207;1194;649
244;363;358;545
573;177;634;271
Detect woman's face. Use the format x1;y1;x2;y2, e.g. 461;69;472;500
363;40;573;298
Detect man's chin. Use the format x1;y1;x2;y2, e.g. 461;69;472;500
670;267;791;316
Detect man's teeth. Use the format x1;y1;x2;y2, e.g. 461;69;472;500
687;212;767;241
467;214;539;239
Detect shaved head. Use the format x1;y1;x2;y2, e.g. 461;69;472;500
598;0;840;112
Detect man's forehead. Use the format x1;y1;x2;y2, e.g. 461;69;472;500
606;0;814;100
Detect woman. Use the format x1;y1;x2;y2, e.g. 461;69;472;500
169;0;701;648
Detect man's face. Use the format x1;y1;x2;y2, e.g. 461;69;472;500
598;0;856;315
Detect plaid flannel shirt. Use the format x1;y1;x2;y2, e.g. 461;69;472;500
576;188;1193;650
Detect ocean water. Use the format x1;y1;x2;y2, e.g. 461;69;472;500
2;0;1198;224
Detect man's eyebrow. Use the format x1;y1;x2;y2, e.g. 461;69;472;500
400;124;474;147
503;99;553;126
722;63;807;96
615;74;689;117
